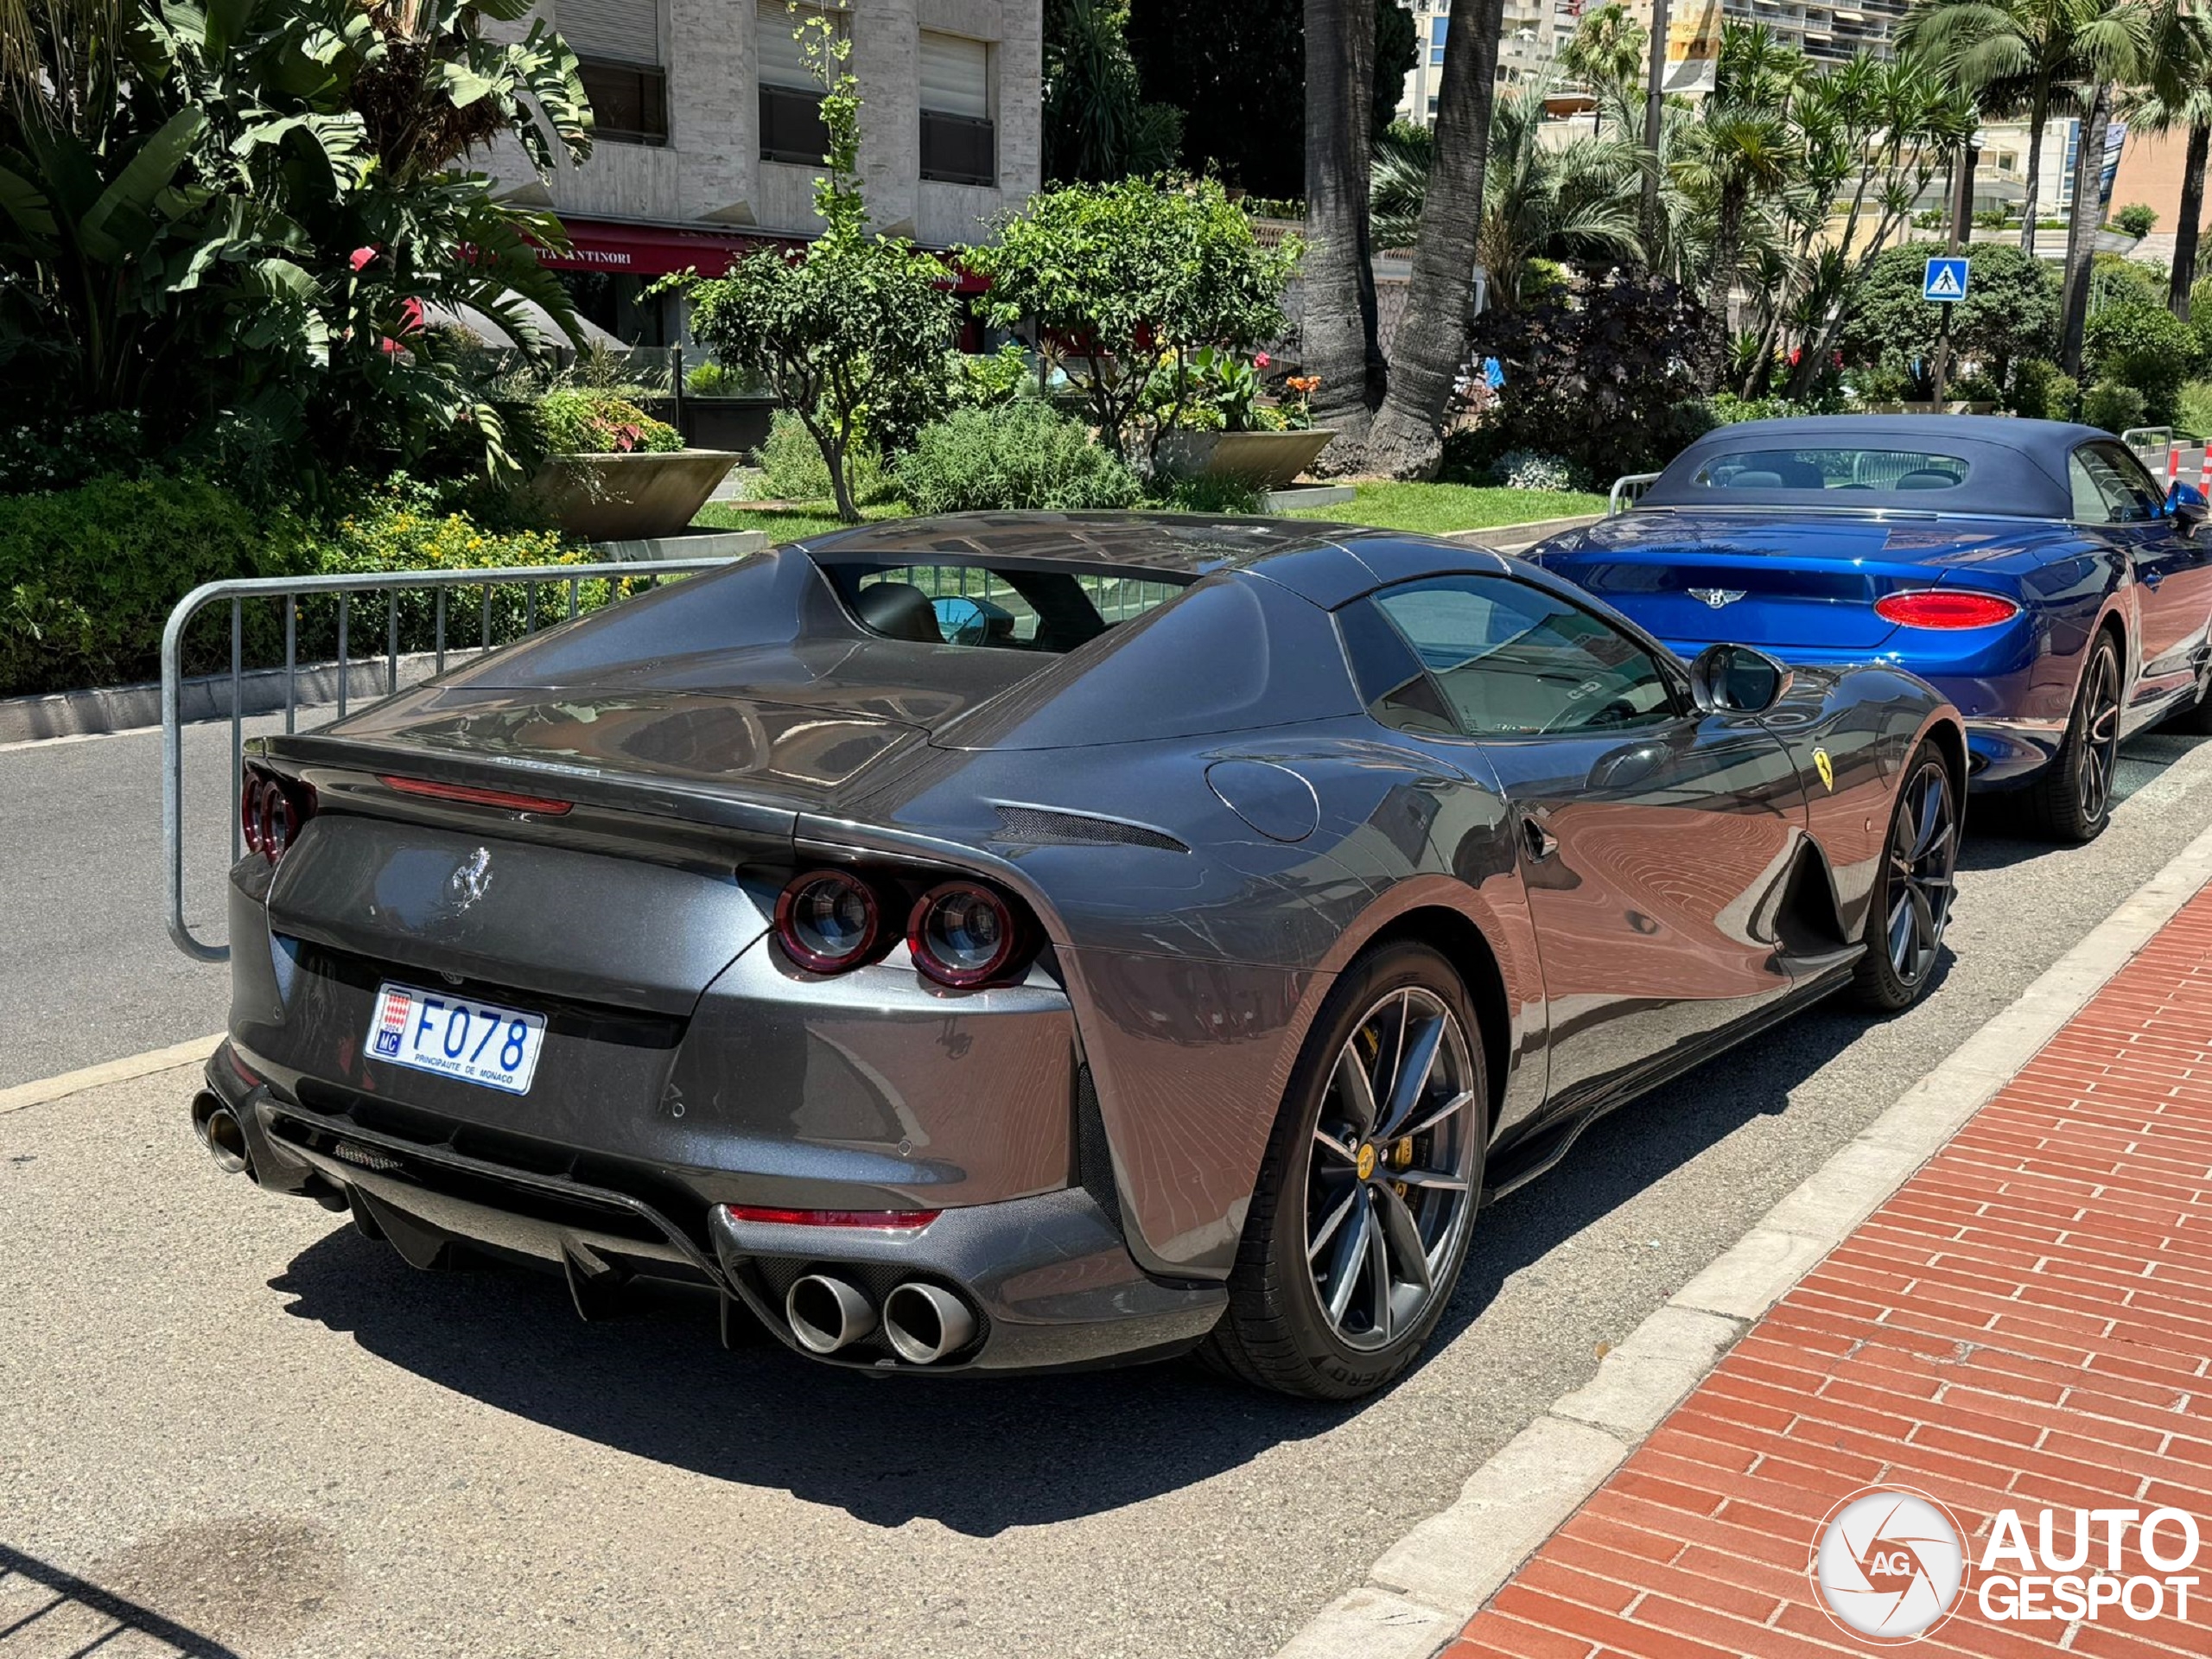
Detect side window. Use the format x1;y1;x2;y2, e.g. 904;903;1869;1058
1370;576;1680;738
2074;443;2165;524
2069;452;2110;522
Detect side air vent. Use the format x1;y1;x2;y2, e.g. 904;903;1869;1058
989;804;1189;854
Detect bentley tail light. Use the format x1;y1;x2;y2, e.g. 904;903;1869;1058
908;880;1027;988
240;764;315;865
1874;590;2022;630
773;869;886;973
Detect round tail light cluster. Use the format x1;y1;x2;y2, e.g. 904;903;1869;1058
1873;589;2022;630
239;764;314;864
771;869;1034;989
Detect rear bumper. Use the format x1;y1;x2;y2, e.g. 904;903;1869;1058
201;1041;1224;1375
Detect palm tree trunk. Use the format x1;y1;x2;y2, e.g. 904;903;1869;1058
1302;0;1382;466
2171;120;2209;320
1702;188;1746;387
1363;0;1507;480
2059;83;2111;378
2018;95;2048;254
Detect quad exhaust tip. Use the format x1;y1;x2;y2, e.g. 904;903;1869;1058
882;1282;976;1365
785;1274;875;1355
192;1092;252;1178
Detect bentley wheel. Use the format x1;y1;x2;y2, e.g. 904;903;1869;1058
1205;943;1485;1400
1853;743;1958;1012
2025;632;2122;842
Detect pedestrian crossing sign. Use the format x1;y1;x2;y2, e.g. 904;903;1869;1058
1923;257;1969;303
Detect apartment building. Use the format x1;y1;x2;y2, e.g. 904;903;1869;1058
1395;0;1580;125
482;0;1042;344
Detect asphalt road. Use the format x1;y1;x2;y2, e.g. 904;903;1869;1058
7;722;2212;1659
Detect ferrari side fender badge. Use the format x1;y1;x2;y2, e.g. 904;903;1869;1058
1815;747;1835;791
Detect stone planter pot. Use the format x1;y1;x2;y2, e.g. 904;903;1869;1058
1154;428;1338;490
531;448;743;540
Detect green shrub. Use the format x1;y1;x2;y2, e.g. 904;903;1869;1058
950;343;1036;408
2008;358;2067;419
537;389;683;454
895;404;1143;513
2082;379;2147;434
1146;473;1267;514
2113;203;2159;238
748;409;896;505
0;475;309;698
2082;300;2196;426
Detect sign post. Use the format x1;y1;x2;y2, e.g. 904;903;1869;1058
1923;255;1970;408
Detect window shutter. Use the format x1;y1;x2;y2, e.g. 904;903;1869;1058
759;0;820;88
558;0;660;66
918;31;988;119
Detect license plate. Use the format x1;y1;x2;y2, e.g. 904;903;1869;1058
366;982;547;1095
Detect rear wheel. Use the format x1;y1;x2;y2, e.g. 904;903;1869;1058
1853;744;1958;1013
2023;632;2122;842
1205;944;1485;1400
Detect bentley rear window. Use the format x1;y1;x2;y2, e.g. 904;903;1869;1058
1689;448;1969;493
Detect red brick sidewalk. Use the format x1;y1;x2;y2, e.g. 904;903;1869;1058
1449;886;2212;1659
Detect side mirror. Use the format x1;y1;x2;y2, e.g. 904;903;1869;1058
1688;643;1792;715
2169;480;2209;534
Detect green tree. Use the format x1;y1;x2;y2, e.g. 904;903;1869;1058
1126;0;1419;199
1840;241;2060;390
961;175;1300;461
2115;11;2212;316
2082;293;2196;422
1559;3;1647;136
1477;71;1643;311
1041;0;1182;182
681;4;954;521
0;0;590;484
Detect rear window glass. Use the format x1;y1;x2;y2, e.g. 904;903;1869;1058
1689;448;1969;493
837;563;1186;652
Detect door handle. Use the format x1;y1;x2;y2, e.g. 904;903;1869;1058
1521;814;1559;861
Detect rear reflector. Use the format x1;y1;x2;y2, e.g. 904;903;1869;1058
1873;590;2022;630
379;775;573;815
718;1204;941;1230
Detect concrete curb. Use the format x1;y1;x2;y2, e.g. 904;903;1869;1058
1271;816;2212;1659
1454;512;1603;554
0;1035;225;1116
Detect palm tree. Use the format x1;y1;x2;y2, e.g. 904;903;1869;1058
1370;119;1433;251
1301;0;1382;462
2115;7;2211;317
1363;0;1509;479
1674;26;1805;380
1477;70;1645;309
2054;0;2188;372
1559;3;1647;136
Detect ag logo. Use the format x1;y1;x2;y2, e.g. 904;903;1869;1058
1810;1486;1968;1644
1813;747;1834;791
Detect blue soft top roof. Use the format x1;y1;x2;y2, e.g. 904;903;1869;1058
1637;416;2115;520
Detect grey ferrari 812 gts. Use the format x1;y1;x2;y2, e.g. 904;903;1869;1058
198;513;1967;1398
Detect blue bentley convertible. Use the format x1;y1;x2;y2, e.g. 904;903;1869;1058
1529;416;2212;841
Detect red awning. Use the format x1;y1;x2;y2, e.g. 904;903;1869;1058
541;217;989;291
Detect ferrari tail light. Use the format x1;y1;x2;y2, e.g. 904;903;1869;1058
1874;589;2022;630
240;764;315;865
908;880;1028;988
773;869;887;973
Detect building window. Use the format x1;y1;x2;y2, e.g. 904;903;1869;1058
561;0;665;145
920;31;995;186
759;0;837;163
578;60;668;146
1430;16;1447;63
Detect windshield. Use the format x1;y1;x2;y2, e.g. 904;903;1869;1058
1688;448;1970;493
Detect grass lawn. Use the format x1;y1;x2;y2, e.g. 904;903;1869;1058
1289;481;1606;535
695;481;1605;544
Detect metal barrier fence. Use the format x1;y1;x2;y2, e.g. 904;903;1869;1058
160;557;742;963
1609;473;1662;514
